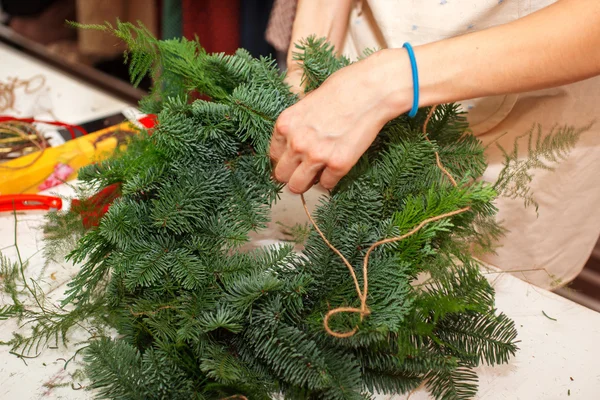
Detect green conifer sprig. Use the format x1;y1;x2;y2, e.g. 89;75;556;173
0;304;19;321
292;36;351;92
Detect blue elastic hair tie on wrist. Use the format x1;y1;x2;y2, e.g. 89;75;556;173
403;42;419;118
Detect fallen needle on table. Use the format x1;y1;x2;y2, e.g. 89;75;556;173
542;310;557;321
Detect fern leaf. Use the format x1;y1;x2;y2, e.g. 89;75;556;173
494;123;589;211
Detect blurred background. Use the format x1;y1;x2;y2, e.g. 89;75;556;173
0;0;295;91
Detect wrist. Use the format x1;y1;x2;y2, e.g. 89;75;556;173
367;48;415;119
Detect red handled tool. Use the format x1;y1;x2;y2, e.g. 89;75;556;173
0;194;62;212
71;183;121;228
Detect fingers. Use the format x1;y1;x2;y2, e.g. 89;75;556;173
271;109;351;193
272;111;327;193
271;110;300;182
270;111;291;163
273;152;301;183
269;131;286;163
319;162;351;190
272;148;352;194
288;161;324;194
269;78;367;194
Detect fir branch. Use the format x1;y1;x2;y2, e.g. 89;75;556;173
224;272;282;310
425;363;479;400
417;263;495;321
434;312;518;367
83;338;146;400
292;36;351;93
197;305;243;334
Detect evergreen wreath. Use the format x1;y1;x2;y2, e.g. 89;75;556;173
1;21;586;400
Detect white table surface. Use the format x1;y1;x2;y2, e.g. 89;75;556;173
0;39;127;399
1;39;600;400
0;42;128;124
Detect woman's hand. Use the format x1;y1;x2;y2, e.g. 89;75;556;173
270;50;412;194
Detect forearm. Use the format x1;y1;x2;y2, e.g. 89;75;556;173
287;0;353;71
381;0;600;112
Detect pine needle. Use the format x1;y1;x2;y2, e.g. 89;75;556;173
542;310;557;321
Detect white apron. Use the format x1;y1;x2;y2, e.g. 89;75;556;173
342;0;600;289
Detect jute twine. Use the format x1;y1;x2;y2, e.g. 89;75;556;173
301;106;472;338
0;121;48;169
0;75;46;113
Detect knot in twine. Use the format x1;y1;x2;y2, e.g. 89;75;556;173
301;106;471;338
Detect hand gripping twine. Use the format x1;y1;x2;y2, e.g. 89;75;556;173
301;106;471;338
